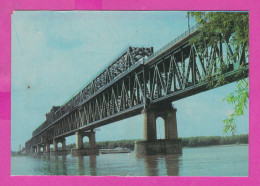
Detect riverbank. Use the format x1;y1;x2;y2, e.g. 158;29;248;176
12;134;247;155
181;134;248;147
65;134;248;151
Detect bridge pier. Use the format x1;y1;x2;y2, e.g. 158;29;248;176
135;103;182;156
46;143;50;152
30;146;37;155
71;130;99;156
36;144;40;153
35;144;43;156
51;138;68;156
43;143;51;156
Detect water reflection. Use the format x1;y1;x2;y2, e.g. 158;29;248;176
77;155;97;176
144;156;159;176
138;154;181;176
43;154;51;160
49;155;67;175
32;153;180;176
62;155;67;175
165;154;181;176
89;155;97;176
77;156;85;175
11;145;248;176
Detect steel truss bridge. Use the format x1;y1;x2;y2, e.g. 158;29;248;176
25;24;249;149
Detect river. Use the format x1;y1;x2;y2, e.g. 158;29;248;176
11;144;248;176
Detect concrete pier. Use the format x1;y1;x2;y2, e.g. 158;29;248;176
42;143;51;156
135;139;182;156
135;103;182;156
71;130;99;156
51;138;68;156
35;144;45;156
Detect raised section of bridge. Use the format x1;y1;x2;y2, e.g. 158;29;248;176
25;24;248;156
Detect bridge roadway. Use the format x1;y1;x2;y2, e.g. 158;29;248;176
25;24;249;156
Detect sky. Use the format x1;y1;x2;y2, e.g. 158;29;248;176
11;11;249;151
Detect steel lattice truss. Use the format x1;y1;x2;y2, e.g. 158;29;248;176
26;26;248;148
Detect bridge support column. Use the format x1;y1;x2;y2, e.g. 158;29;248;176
33;146;37;154
76;131;83;149
36;144;44;156
62;139;66;150
51;138;68;156
36;145;40;153
164;107;178;140
53;139;58;151
29;146;33;154
71;130;99;156
135;103;182;156
89;130;96;148
46;143;50;152
30;146;36;154
43;143;51;156
143;109;157;141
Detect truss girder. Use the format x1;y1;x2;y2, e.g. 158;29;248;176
29;31;248;147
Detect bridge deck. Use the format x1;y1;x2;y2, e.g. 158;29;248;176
26;23;248;147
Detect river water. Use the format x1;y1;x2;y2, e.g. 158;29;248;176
11;144;248;176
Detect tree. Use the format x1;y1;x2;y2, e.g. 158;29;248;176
189;12;249;135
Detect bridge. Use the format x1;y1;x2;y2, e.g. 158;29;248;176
25;23;249;156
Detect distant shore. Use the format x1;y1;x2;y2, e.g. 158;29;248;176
12;134;248;156
67;134;248;151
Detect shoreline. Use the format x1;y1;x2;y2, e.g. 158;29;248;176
12;134;248;155
11;144;248;157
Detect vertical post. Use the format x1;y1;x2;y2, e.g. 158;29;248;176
143;109;157;141
187;12;190;34
143;68;147;107
164;107;178;140
192;48;196;84
46;143;50;152
76;131;83;149
143;109;148;140
37;145;40;153
181;51;185;89
62;139;66;150
89;130;96;148
219;34;223;64
53;139;58;151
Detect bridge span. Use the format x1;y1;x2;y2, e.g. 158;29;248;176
25;24;248;156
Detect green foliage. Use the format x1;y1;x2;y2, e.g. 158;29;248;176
189;12;248;49
189;12;249;134
223;79;249;134
181;134;248;147
64;135;248;150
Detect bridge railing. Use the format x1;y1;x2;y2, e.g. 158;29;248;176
144;24;200;64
